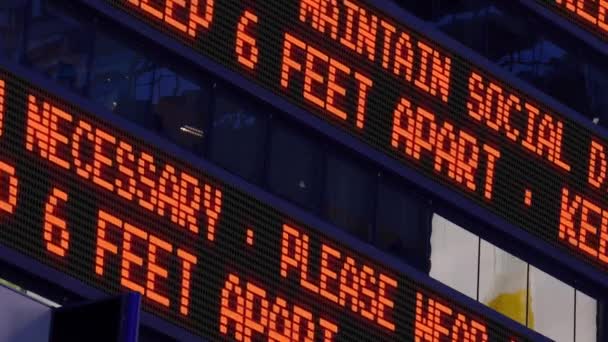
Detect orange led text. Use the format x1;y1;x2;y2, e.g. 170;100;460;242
0;161;18;215
0;79;4;137
219;273;339;341
299;0;452;103
95;209;198;316
281;32;373;129
391;96;501;200
235;10;259;70
415;292;488;341
126;0;215;38
467;72;570;172
558;187;608;264
554;0;608;33
586;139;608;190
43;187;70;257
25;94;222;240
280;223;398;332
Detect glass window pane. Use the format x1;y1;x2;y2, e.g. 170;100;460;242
0;0;26;61
152;67;209;151
209;86;268;182
266;122;322;210
89;32;159;131
324;154;374;241
24;0;90;91
376;178;429;270
429;214;478;299
575;291;597;342
479;241;529;326
529;266;574;341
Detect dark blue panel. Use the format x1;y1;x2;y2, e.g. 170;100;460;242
209;84;268;182
89;27;213;150
89;30;154;116
122;292;141;342
0;1;27;62
151;67;209;151
266;119;324;211
324;152;375;242
375;175;431;273
23;0;92;93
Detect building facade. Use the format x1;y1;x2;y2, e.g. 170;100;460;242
0;0;605;340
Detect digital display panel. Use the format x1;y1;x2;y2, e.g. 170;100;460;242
535;0;608;42
93;0;608;280
0;68;546;340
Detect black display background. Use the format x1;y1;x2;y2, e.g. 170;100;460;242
102;0;608;276
0;71;535;340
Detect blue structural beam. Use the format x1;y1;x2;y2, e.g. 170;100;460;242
121;293;141;342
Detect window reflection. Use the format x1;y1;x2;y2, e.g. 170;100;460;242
266;121;322;210
376;177;430;271
210;85;268;182
89;32;159;130
324;154;374;241
24;0;90;91
152;67;208;150
90;32;209;150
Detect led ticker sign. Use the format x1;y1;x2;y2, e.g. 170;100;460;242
0;69;545;341
536;0;608;41
95;0;608;279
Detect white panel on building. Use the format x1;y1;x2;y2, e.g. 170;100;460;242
530;266;574;341
479;240;529;326
575;291;598;342
430;214;478;299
